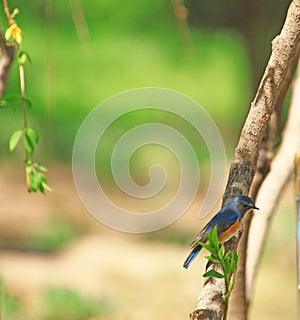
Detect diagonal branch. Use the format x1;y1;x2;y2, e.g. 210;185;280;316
246;61;300;300
229;17;300;320
190;1;300;319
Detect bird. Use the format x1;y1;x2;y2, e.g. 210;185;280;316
183;195;259;269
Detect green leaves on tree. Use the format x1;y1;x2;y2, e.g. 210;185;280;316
8;127;51;194
24;127;39;155
8;129;22;151
25;160;52;194
202;269;224;279
8;127;39;154
198;226;240;320
18;51;31;65
2;5;50;194
0;95;31;112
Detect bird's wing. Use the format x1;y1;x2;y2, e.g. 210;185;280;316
189;207;239;248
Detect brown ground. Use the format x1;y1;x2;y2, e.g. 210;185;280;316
0;162;297;319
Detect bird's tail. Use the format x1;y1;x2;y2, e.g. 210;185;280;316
183;245;202;269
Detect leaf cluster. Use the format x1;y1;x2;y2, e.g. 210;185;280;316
8;127;51;194
0;94;31;112
9;126;38;154
25;160;52;194
1;5;50;194
198;226;239;320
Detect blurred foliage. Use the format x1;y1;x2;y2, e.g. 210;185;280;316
27;219;85;252
43;287;115;320
0;0;254;166
1;282;20;318
143;227;192;245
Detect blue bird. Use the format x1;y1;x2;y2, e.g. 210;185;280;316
183;195;259;269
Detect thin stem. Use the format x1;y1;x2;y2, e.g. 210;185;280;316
3;0;13;23
19;63;31;191
19;63;29;159
219;257;229;320
4;0;30;187
19;64;26;119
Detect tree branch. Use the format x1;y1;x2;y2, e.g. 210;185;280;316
246;60;300;299
229;9;300;320
190;0;300;318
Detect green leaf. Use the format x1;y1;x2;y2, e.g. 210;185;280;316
22;97;32;109
24;159;32;165
198;241;211;251
224;256;232;274
26;127;39;144
38;173;52;194
2;95;22;112
33;162;47;172
29;171;39;192
233;251;239;262
218;244;225;259
205;255;221;264
24;133;35;155
203;270;224;279
9;129;23;151
42;181;52;192
25;165;32;173
230;252;239;272
18;51;32;65
211;226;219;246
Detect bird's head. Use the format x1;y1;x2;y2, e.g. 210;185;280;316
232;195;259;217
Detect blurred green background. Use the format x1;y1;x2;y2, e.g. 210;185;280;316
0;0;290;161
0;1;296;320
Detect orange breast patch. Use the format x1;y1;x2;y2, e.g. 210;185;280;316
218;220;241;243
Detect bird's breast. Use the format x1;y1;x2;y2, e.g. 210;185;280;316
218;219;241;243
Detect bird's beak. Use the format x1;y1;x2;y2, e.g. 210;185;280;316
253;205;259;210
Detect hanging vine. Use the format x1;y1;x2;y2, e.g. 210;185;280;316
2;0;51;194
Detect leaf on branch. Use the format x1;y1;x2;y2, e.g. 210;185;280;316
29;170;39;192
210;226;219;246
1;95;22;112
33;162;47;172
9;129;23;151
230;251;239;272
203;270;224;279
218;244;225;259
198;241;212;251
24;132;35;155
22;97;32;109
224;255;232;275
26;161;51;194
26;127;39;144
18;51;32;65
205;255;221;264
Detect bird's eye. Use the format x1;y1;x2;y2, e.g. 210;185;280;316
243;204;248;208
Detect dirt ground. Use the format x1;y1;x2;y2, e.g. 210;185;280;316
0;162;297;319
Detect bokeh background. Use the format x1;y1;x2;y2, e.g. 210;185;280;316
0;1;296;319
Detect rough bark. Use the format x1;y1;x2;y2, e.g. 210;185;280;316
190;0;300;319
230;14;300;320
247;62;300;299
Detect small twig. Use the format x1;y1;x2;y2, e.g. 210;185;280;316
3;0;13;24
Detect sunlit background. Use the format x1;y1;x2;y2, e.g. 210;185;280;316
0;1;296;319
